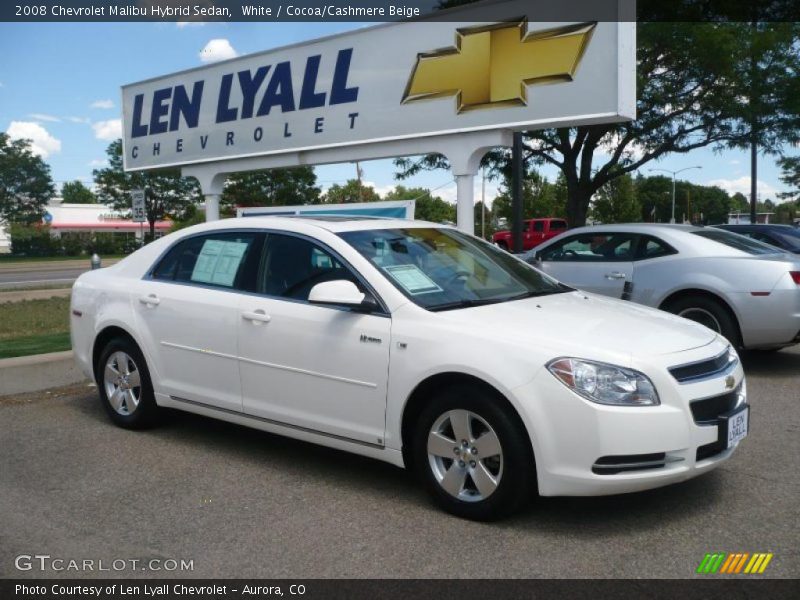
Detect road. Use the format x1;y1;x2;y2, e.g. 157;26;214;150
0;258;120;289
1;348;798;579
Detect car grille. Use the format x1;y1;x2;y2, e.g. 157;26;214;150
690;387;740;425
669;349;734;383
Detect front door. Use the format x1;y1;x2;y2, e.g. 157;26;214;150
238;233;391;446
536;232;637;298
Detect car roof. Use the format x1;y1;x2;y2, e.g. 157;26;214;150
568;223;705;233
184;215;447;234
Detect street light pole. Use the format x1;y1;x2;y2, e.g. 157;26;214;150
649;166;703;224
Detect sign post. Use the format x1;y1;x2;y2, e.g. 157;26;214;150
131;189;146;246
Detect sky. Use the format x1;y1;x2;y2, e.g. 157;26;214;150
0;21;797;209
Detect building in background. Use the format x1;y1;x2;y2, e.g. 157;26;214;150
727;212;775;225
43;202;170;241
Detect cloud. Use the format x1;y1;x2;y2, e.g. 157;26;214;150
0;81;4;88
90;99;114;109
707;176;779;198
177;21;206;28
729;159;740;166
7;121;62;158
28;113;61;122
199;38;238;63
67;116;91;124
92;119;122;141
88;159;108;167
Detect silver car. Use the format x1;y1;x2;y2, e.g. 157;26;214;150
524;224;800;350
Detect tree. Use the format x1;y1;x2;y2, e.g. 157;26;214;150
0;132;55;224
221;167;320;214
324;179;381;204
591;174;640;224
93;140;201;238
778;156;800;200
61;180;96;204
385;185;455;223
396;22;763;227
491;171;567;225
724;23;800;221
730;192;750;213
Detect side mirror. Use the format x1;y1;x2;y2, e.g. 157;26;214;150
309;280;366;308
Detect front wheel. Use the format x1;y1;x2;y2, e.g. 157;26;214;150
412;385;536;521
97;337;159;429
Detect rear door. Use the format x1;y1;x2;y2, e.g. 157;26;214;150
132;231;263;411
535;231;637;297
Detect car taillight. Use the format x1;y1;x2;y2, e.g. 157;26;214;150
791;272;800;285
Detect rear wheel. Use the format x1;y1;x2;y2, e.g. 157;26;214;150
97;337;159;429
412;384;535;521
495;240;509;252
665;295;740;347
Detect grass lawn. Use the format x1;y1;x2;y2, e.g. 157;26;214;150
0;296;72;359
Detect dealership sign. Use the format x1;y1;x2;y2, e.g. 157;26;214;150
121;1;634;172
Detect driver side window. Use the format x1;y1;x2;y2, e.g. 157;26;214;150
259;234;358;301
540;233;637;262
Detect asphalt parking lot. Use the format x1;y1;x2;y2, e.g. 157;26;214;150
1;348;798;579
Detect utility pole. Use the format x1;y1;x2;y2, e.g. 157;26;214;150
512;132;523;253
355;161;364;202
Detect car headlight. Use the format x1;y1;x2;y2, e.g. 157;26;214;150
546;358;660;406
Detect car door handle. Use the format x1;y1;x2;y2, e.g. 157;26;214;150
242;310;271;324
604;272;627;280
139;294;160;306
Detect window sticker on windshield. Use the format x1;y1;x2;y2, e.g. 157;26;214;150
191;239;249;287
383;264;443;295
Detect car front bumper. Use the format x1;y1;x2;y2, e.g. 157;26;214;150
514;340;748;496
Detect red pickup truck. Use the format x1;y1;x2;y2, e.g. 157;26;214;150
492;218;568;251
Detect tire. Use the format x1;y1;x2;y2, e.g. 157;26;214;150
495;240;509;252
664;295;740;347
96;337;159;429
411;384;536;521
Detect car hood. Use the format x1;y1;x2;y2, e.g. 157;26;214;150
437;291;718;360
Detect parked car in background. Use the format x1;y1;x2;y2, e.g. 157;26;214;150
715;224;800;254
492;217;567;251
525;224;800;350
72;217;748;520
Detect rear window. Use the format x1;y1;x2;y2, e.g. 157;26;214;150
691;229;780;255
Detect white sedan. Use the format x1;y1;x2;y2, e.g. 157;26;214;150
525;224;800;351
72;217;748;520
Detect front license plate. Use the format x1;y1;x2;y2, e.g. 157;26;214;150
721;405;749;449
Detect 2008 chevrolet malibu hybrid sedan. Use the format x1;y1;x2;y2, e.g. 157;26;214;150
71;217;748;520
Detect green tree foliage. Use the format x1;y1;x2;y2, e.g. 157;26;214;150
725;23;800;213
384;185;456;223
634;175;731;224
491;171;568;225
221;167;320;215
323;179;381;204
730;192;749;213
396;22;800;228
93;140;201;238
0;132;55;224
778;156;800;200
61;180;96;204
591;174;640;224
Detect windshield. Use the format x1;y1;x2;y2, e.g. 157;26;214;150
340;227;569;311
692;229;780;255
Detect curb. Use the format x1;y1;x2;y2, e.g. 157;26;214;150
0;350;89;396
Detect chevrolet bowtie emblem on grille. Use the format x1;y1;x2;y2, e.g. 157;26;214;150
725;375;736;390
402;21;596;113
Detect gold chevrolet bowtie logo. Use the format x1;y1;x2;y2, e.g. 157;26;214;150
403;21;596;113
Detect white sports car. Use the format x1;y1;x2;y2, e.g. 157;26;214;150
525;224;800;351
72;217;748;520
